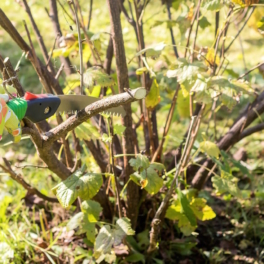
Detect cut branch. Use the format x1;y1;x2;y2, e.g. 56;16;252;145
41;88;146;146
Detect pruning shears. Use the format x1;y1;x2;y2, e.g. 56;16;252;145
0;92;125;143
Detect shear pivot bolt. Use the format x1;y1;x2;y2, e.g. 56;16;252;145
44;107;50;114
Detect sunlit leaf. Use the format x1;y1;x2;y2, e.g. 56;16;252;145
203;0;222;11
135;42;167;60
102;133;112;143
84;66;115;89
94;219;135;261
114;124;126;136
75;122;100;141
146;79;160;109
190;198;216;221
67;212;84;231
205;48;220;67
149;162;165;173
165;200;197;236
81;200;102;223
94;225;114;259
136;67;148;75
212;170;241;197
130;167;163;195
232;0;259;6
113;217;135;245
199;141;220;158
177;88;190;119
53;171;103;208
129;154;150;171
166;59;208;84
177;188;196;226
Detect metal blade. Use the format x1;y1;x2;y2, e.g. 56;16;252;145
57;95;126;117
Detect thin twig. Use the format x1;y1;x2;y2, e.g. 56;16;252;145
55;63;65;79
166;1;179;58
147;116;197;254
68;0;84;94
0;158;58;203
87;0;93;29
224;7;255;53
108;117;122;218
20;0;55;73
46;36;58;70
184;2;200;58
152;84;180;162
57;0;75;23
238;61;264;80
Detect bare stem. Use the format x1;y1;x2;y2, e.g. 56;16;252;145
69;0;84;94
147;116;197;254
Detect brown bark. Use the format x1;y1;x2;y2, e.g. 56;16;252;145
107;0;140;227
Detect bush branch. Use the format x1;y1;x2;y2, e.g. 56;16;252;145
0;158;58;203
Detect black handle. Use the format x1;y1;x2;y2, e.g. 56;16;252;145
25;94;61;123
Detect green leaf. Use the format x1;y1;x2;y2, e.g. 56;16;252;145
82;44;92;62
199;141;220;158
94;219;135;261
53;171;103;208
131;167;163;195
149;162;165;173
203;0;222;11
75;122;100;141
102;133;112;143
129;154;150;171
191;75;212;104
84;66;115;89
171;0;181;10
83;219;96;243
135;42;166;60
166;59;208;84
212;170;241;197
67;212;84;231
199;16;211;29
177;188;196;227
81;200;102;223
190;198;216;221
257;17;264;31
221;150;251;179
125;252;146;263
94;225;114;259
166;202;196;236
146;79;160;109
170;238;197;256
136;67;148;75
113;218;135;245
113;124;126;136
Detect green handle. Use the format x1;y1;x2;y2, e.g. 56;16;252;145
7;98;28;121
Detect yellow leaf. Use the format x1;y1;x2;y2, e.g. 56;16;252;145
177;89;190;118
205;48;220;67
140;179;148;189
146;79;160;109
199;141;220;158
190;198;216;221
